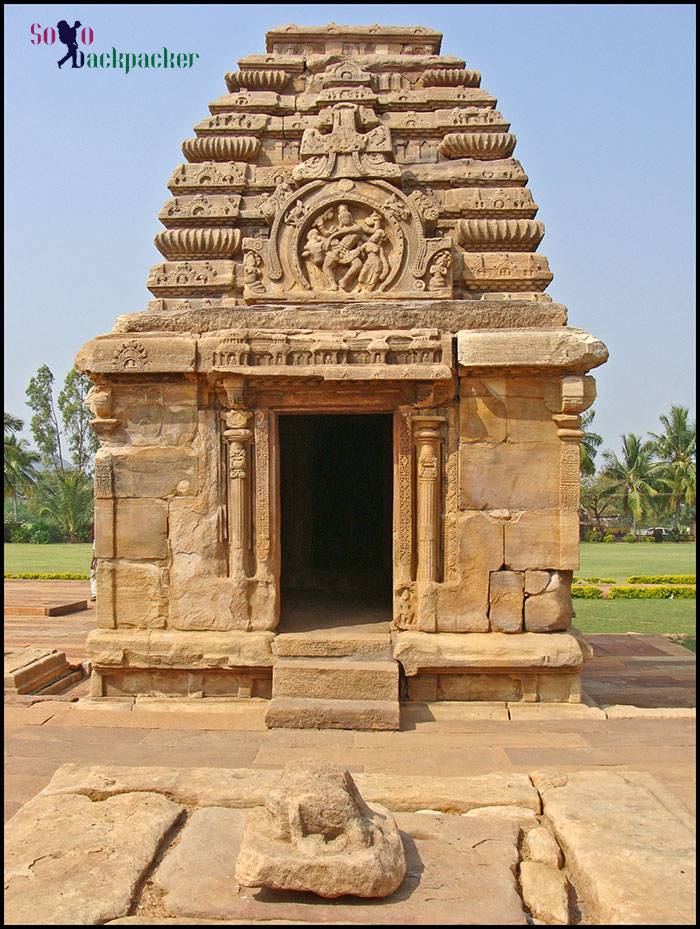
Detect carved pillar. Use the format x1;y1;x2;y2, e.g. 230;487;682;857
223;409;253;577
413;416;445;583
220;376;253;579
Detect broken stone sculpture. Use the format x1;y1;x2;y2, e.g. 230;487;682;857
234;764;406;897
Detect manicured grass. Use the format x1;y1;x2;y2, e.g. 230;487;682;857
573;599;696;637
579;542;696;583
4;543;93;575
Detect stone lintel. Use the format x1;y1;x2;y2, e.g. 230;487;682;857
457;327;608;374
392;630;588;676
113;300;568;336
87;629;275;670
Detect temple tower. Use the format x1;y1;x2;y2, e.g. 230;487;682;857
77;24;607;727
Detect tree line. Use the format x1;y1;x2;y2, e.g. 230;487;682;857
4;366;97;542
3;364;697;544
580;406;696;539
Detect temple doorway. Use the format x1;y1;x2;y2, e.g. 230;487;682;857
279;413;393;631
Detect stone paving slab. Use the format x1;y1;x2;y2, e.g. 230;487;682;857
149;807;525;925
31;763;540;814
4;790;183;925
4;762;696;925
534;769;696;924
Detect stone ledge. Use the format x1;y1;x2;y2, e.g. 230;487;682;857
392;630;588;676
87;629;276;670
457;326;608;373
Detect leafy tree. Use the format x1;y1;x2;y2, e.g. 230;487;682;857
4;415;40;519
580;472;621;533
580;408;603;476
58;369;99;476
650;406;696;534
25;365;65;476
601;434;663;536
23;365;97;541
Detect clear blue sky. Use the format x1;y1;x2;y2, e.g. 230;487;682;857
4;4;696;455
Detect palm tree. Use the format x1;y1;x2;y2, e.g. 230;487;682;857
30;470;93;542
650;406;696;534
4;414;40;519
580;409;603;476
601;434;663;536
4;412;23;435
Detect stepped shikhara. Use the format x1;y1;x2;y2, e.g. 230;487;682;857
77;25;608;727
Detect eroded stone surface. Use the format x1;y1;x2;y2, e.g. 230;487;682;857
234;765;406;898
4;792;182;925
152;801;526;923
519;860;569;924
535;770;696;925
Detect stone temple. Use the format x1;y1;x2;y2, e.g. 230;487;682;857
76;23;608;728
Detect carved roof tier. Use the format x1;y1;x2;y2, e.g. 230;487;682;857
137;24;564;318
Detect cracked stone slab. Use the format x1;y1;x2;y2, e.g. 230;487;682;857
151;807;526;923
36;763;540;814
534;770;696;924
4;791;183;925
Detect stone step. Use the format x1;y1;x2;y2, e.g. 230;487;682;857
273;632;391;659
265;696;400;731
272;657;399;702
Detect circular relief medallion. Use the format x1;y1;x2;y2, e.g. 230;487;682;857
292;195;406;295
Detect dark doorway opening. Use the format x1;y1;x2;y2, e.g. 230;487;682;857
279;414;393;630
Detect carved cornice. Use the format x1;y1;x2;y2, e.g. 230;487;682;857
441;187;538;218
461;252;552;292
168;162;250;193
158;195;241;225
147;260;235;295
439;132;516;159
420;68;481;87
456;219;545;252
225;69;290;92
182;136;261;162
155;228;242;260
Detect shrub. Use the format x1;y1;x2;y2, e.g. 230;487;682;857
571;585;604;599
626;575;696;586
622;533;637;543
608;586;696;600
602;533;616;543
582;576;615;584
4;572;90;580
583;530;603;542
7;521;33;542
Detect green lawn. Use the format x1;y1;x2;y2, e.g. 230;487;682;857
4;543;93;575
573;599;695;637
578;542;696;583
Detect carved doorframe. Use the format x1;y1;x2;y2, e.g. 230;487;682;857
246;378;424;628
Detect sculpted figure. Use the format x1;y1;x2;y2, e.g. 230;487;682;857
357;229;390;292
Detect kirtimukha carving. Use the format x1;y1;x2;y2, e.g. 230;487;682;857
76;23;607;724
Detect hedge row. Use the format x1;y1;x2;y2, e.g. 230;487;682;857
608;585;696;600
626;574;696;585
571;585;604;599
4;572;90;580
